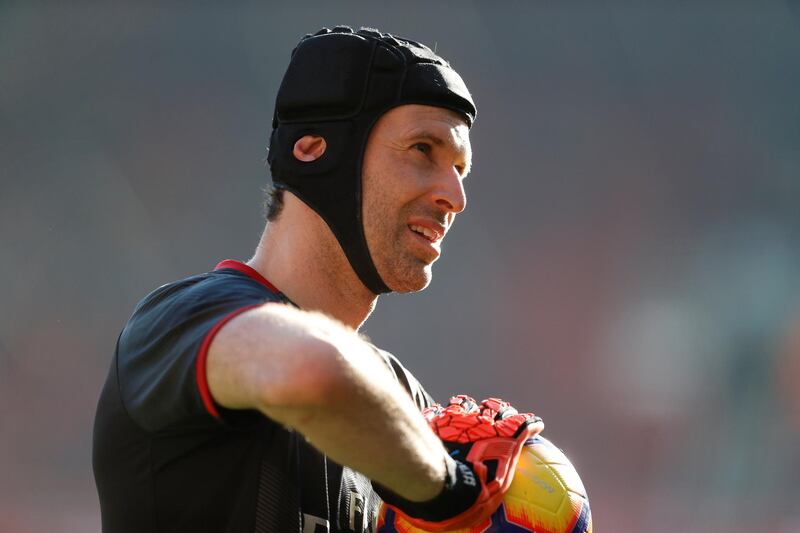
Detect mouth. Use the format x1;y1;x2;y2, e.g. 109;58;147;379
407;220;446;258
408;224;442;243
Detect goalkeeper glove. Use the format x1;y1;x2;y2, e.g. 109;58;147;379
375;395;544;531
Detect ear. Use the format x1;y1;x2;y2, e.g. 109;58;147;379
293;135;327;162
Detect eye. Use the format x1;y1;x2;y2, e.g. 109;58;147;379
412;142;432;155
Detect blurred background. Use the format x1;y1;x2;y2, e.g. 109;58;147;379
2;1;800;531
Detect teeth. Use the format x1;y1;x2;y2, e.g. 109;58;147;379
410;225;437;241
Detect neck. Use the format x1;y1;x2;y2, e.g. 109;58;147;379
247;213;379;330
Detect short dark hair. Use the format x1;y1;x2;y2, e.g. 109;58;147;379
264;186;285;221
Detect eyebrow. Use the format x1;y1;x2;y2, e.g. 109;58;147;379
409;130;472;176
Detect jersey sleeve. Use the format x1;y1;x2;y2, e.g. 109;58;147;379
115;273;283;432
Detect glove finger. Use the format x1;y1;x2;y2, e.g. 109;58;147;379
515;415;545;439
494;413;544;438
480;397;526;421
422;403;444;422
448;394;479;414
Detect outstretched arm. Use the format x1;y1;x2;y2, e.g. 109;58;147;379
205;302;447;502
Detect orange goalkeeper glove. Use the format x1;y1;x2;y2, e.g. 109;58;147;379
375;395;544;531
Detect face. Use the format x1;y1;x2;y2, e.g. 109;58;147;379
361;104;472;293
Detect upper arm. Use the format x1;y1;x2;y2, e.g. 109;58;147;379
205;303;347;413
205;303;400;427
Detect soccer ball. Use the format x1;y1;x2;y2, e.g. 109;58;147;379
376;436;592;533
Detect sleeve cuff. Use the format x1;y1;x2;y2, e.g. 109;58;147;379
195;303;262;419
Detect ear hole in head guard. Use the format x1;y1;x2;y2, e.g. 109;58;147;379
292;135;327;163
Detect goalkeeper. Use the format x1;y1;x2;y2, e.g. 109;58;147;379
92;26;543;533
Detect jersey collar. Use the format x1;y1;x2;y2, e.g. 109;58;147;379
215;260;282;294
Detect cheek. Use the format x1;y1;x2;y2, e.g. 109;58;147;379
363;187;410;258
361;154;426;238
362;173;395;240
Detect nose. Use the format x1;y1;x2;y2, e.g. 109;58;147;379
433;167;467;214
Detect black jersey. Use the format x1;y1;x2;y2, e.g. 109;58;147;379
93;260;433;533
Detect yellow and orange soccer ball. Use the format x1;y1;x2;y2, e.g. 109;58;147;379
377;436;592;533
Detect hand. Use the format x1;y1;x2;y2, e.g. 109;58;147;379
377;395;544;531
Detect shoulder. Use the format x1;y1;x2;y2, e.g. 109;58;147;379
113;263;287;431
137;266;281;314
123;264;285;340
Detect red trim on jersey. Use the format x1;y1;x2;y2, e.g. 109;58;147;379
215;259;281;294
196;303;262;419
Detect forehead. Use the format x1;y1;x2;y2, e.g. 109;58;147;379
373;104;471;155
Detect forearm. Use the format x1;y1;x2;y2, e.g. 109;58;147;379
206;304;447;501
263;358;448;502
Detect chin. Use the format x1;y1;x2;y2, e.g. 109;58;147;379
386;266;433;293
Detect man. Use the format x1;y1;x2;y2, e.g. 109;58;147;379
93;26;541;533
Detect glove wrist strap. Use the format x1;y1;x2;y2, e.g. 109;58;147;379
373;454;480;522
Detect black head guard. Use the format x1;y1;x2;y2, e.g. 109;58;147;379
267;26;476;294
